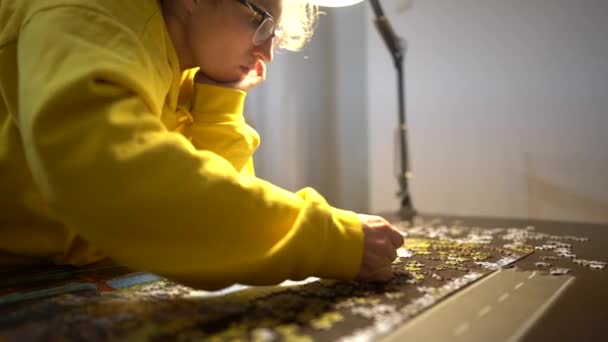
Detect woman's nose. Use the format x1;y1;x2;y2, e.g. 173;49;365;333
254;38;274;62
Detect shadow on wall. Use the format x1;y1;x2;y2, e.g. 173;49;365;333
526;154;608;224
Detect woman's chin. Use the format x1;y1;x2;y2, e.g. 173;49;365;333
196;70;242;84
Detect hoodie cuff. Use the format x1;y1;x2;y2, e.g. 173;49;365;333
319;208;364;280
191;83;247;117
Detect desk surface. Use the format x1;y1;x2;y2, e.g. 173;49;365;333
1;214;606;341
385;214;608;341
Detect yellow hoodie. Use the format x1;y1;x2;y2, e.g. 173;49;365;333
0;0;363;289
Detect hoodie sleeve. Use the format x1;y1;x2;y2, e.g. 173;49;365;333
177;76;260;177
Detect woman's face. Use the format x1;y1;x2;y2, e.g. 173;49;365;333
186;0;282;83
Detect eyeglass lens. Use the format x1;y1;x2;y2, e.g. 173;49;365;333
253;18;275;45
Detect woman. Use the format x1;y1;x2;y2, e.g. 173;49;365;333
0;0;403;290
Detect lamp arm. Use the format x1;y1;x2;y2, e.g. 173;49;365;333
369;0;416;219
369;0;404;67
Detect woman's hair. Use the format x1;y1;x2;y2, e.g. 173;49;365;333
278;0;319;51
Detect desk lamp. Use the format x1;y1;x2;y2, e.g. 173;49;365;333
311;0;416;219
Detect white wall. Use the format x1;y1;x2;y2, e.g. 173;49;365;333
248;0;608;224
246;4;369;212
367;0;608;223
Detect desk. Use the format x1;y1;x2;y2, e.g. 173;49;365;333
385;214;607;342
1;214;606;341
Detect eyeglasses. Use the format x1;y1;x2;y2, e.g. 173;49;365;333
236;0;282;46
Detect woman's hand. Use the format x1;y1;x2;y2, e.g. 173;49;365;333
194;60;266;92
356;214;405;282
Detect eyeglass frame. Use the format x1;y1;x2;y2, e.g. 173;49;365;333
236;0;282;46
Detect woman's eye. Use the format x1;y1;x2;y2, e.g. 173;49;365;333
249;12;263;25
